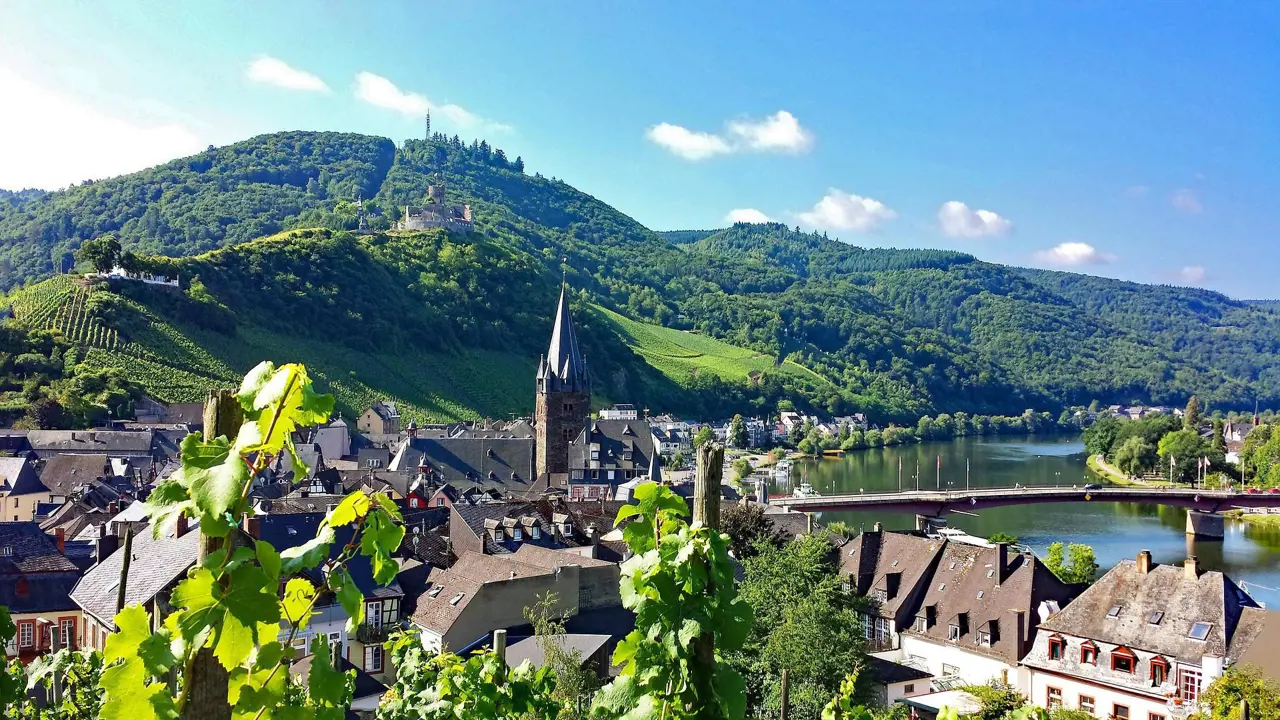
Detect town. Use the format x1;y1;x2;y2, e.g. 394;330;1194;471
3;283;1278;720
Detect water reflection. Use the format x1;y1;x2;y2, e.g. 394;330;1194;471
775;435;1280;606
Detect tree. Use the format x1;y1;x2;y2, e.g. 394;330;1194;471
513;156;525;173
1193;666;1280;720
722;503;786;558
693;425;715;449
118;250;142;275
1044;542;1098;585
1113;436;1156;477
18;397;67;429
1083;414;1122;458
524;592;599;720
75;234;121;273
729;414;748;448
1212;419;1228;457
671;450;687;469
988;532;1019;545
732;457;753;481
1185;395;1204;431
1159;429;1209;482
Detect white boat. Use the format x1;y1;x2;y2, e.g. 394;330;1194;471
774;459;793;480
793;482;820;498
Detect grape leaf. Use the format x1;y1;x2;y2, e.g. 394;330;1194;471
256;539;281;584
282;577;316;630
329;490;370;527
279;524;335;575
105;604;176;675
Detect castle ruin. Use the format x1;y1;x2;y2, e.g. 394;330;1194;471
395;180;474;233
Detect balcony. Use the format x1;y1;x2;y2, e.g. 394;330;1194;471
355;622;393;644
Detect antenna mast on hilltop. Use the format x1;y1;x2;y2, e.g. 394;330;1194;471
424;110;431;139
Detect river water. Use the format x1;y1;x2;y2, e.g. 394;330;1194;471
776;435;1280;606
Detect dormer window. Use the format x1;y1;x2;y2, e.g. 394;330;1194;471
513;528;523;542
1150;656;1170;686
948;624;961;641
1111;646;1137;674
915;616;928;632
531;525;541;540
871;589;888;602
1081;641;1098;665
978;630;991;646
1048;635;1065;660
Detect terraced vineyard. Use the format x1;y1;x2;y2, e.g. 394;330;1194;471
9;275;120;349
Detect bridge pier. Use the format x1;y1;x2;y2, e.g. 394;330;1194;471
915;514;947;534
1186;510;1225;539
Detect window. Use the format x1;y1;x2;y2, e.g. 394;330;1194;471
1189;622;1212;641
366;601;382;628
18;621;33;648
531;525;541;539
915;616;927;632
427;587;442;598
1047;687;1063;709
978;631;991;646
449;592;464;606
0;546;11;556
60;618;75;649
1148;611;1164;625
942;664;961;677
1107;605;1122;618
292;637;309;656
1150;714;1165;720
364;645;383;673
987;569;995;578
513;528;523;541
1112;652;1135;674
384;598;400;623
1179;668;1202;702
1081;642;1098;665
1079;696;1095;714
1048;636;1065;660
1113;705;1130;720
871;589;888;603
948;624;961;641
904;684;915;694
1150;656;1169;686
977;591;984;599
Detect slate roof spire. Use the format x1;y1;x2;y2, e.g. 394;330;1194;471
537;281;588;393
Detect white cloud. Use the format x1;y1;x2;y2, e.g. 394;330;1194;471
1179;265;1207;283
0;67;205;190
1171;188;1202;214
246;56;329;92
1035;242;1116;267
726;111;813;153
937;201;1013;238
645;123;731;161
646;110;813;160
795;189;896;232
725;208;771;224
354;71;511;134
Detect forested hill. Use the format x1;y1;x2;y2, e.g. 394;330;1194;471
2;129;1276;419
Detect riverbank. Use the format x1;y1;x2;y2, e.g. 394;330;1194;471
1087;454;1171;487
1225;509;1280;528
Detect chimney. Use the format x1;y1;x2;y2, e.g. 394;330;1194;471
995;542;1009;587
586;522;599;545
1184;556;1200;580
805;513;814;535
1012;610;1027;659
243;515;261;539
1136;549;1153;575
873;521;884;533
175;515;190;539
107;501;118;515
55;527;65;555
95;523;119;564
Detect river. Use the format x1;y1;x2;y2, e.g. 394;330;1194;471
776;435;1280;606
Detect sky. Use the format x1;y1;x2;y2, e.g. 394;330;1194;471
1;1;1277;297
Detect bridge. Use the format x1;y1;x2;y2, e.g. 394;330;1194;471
769;485;1280;538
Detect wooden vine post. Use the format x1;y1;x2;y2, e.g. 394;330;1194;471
692;442;724;713
780;668;791;720
183;388;242;720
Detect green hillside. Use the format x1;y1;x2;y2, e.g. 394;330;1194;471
2;129;1276;422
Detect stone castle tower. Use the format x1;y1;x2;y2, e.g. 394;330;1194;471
535;283;590;479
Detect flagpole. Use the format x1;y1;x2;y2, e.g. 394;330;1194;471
898;456;902;493
966;458;970;492
916;460;920;492
937;455;941;490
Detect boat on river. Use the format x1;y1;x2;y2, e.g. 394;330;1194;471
793;482;821;498
774;459;793;481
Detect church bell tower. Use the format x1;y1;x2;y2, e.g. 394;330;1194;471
535;282;590;480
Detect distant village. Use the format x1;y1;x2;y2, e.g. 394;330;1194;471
2;283;1276;720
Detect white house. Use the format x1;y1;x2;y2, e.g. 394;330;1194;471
1022;552;1273;720
599;404;639;421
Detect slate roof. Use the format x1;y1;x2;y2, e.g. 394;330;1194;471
901;541;1077;664
71;523;201;629
1235;609;1280;676
369;401;400;421
536;284;588;393
38;480;133;539
257;513;402;599
840;530;945;618
26;430;155;457
38;454;110;496
0;456;44;496
568;420;660;474
409;552;551;635
0;572;80;613
505;633;612;670
865;655;934;685
165;403;205;426
1034;558;1261;663
289;653;386;701
0;522;79;574
453;502;599;555
511;543;616;569
391;437;539;492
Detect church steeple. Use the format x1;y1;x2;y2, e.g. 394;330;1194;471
537;282;588;393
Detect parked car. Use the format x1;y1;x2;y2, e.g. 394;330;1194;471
1270;487;1280;495
1083;483;1102;490
1246;487;1260;494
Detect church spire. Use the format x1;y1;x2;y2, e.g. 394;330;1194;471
540;281;588;393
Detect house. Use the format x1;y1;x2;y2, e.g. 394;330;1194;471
290;651;387;714
842;528;1080;694
389;437;540;497
1023;552;1272;720
0;522;83;663
25;430;156;464
505;633;615;678
256;513;405;681
865;655;935;705
357;445;392;471
745;418;772;448
407;548;617;653
567;420;661;501
164;402;205;430
71;517;200;651
39;480;133;542
651;427;690;456
307;418;352;462
36;454;116;499
0;457;50;522
358;401;401;436
447;501;618;562
599;404;639;421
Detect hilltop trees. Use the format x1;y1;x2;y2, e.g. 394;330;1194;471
1185;395;1204;430
1113;436;1157;477
75;235;121;273
1044;542;1099;585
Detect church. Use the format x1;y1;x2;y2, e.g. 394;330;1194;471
390;283;661;499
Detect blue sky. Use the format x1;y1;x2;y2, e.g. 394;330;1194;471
1;1;1277;297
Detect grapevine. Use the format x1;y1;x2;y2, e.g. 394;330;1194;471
95;360;406;720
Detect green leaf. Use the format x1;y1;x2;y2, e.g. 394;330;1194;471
215;563;282;670
279;524;335;575
305;635;347;707
714;664;747;720
105;604;176;676
99;661;177;720
677;617;703;649
330;567;364;632
171;434;249;536
329;490;370;527
371;491;404;522
614;503;643;524
282;577;316;630
256;539;281;584
140;480;194;539
235;363;334;458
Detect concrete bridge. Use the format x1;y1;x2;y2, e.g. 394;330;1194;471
770;485;1280;538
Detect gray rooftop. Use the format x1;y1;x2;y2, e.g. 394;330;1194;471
71;523;200;629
